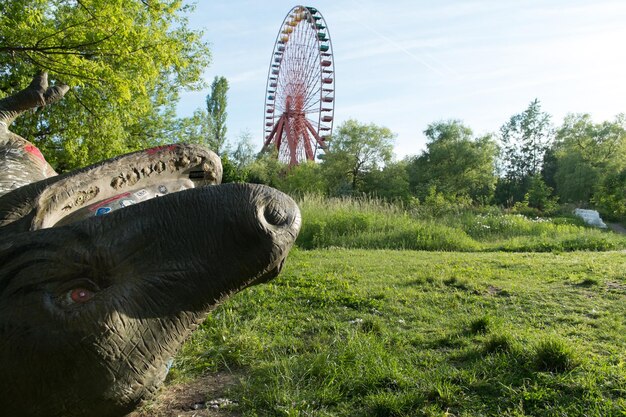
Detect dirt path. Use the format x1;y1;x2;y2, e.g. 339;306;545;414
128;372;242;417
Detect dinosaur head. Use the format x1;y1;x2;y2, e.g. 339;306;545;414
0;145;300;417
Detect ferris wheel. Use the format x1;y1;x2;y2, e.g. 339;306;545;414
262;5;335;166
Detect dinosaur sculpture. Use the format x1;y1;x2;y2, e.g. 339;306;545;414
0;73;301;417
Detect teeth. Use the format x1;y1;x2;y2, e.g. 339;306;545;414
153;161;166;173
126;169;140;185
111;177;124;189
110;154;214;190
175;156;191;169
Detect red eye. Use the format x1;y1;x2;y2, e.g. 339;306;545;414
68;288;94;304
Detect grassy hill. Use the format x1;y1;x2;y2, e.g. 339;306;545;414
295;195;626;252
165;249;626;416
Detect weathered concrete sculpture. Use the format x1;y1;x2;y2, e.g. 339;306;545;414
0;73;301;417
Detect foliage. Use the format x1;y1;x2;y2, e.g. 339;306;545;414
361;160;411;202
593;169;626;222
172;249;626;416
273;161;327;195
246;148;284;187
321;119;395;193
221;153;248;183
498;100;554;204
175;108;211;146
294;194;626;252
1;0;210;170
553;113;626;204
417;186;474;217
511;174;559;215
230;130;256;171
219;130;258;183
205;76;229;154
408;120;499;203
297;201;479;252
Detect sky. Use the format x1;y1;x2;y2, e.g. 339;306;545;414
177;0;626;159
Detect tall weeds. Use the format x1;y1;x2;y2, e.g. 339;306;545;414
295;194;626;252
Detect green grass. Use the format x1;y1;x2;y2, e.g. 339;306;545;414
171;249;626;416
295;194;626;252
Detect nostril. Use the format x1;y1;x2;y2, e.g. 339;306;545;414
263;201;290;227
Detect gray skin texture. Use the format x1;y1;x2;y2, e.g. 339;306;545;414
0;74;301;417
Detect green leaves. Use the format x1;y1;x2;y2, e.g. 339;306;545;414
323;119;396;192
499;99;554;182
553;113;626;205
1;0;211;170
407;120;498;203
206;76;229;154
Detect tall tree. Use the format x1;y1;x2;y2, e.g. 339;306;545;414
499;99;553;180
497;99;554;204
594;169;626;221
0;0;210;170
206;76;229;154
407;120;498;203
321;119;395;194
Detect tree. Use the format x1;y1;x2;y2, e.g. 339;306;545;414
206;76;229;154
220;130;256;183
523;174;558;213
321;119;395;194
593;169;626;222
407;120;498;203
274;161;327;196
247;148;284;187
231;130;256;170
0;0;210;170
361;160;411;202
552;113;626;203
175;109;211;146
497;99;554;204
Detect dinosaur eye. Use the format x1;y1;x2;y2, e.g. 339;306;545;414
67;288;95;304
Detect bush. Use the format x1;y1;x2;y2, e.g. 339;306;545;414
593;169;626;222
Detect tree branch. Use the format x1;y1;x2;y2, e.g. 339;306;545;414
0;72;69;126
33;18;96;49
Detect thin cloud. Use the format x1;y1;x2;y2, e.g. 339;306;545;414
345;0;457;78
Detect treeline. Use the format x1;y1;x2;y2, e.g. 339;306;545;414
3;3;624;221
223;100;626;222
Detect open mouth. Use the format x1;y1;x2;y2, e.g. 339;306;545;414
33;145;221;229
55;178;198;226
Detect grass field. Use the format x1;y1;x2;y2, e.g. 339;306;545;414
169;249;626;416
295;195;626;252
